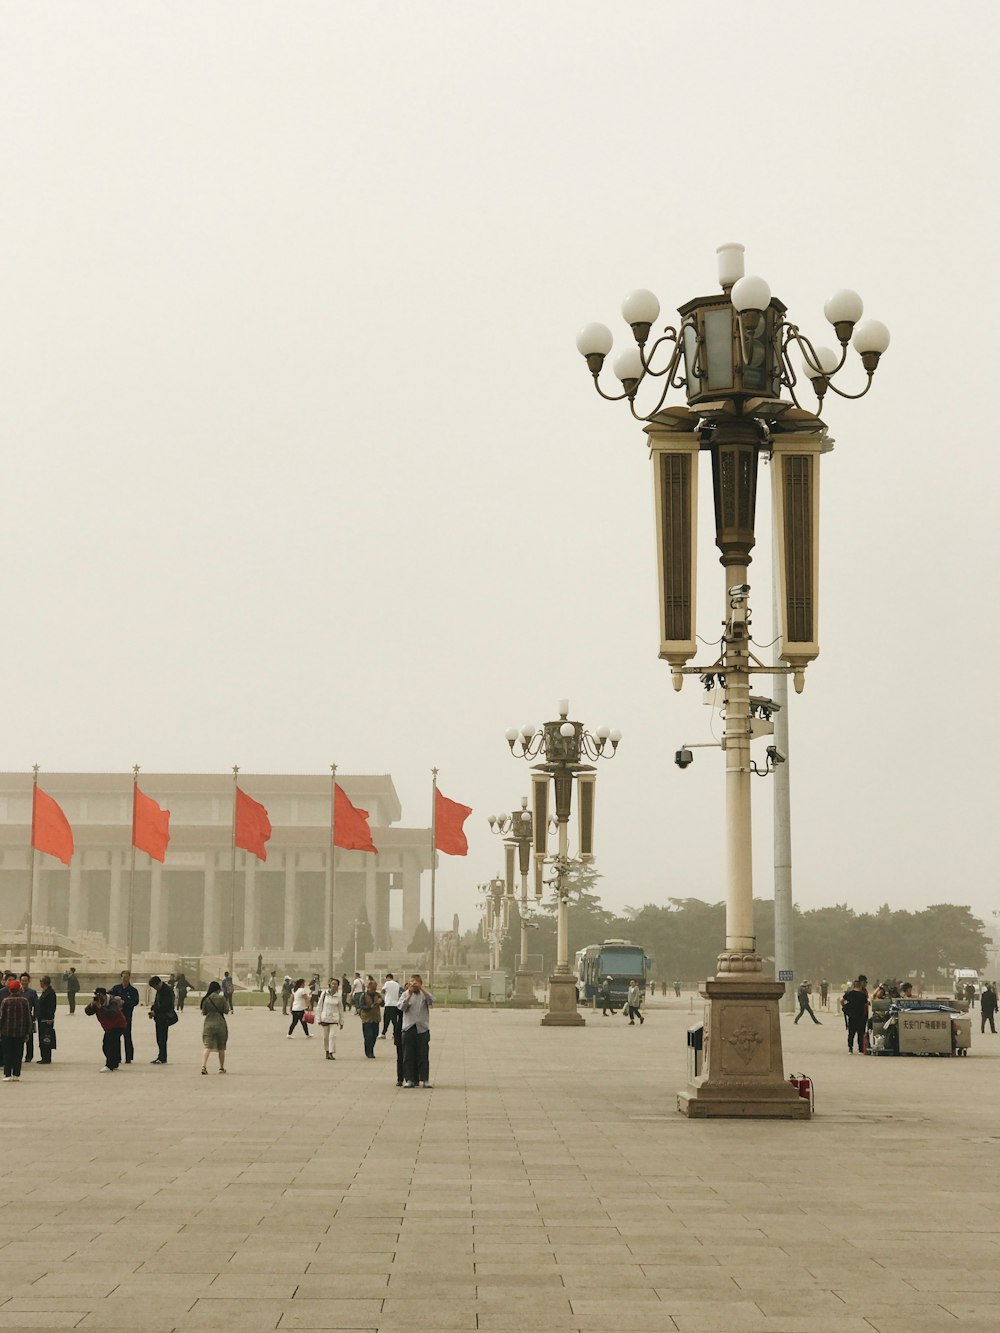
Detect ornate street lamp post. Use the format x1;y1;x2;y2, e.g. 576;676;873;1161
488;798;550;1006
479;875;511;973
506;700;621;1026
577;243;888;1116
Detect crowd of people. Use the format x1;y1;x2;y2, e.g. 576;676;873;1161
0;965;436;1086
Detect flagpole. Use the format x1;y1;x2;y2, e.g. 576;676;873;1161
127;765;139;974
325;763;337;981
228;765;239;982
26;765;39;974
430;767;438;989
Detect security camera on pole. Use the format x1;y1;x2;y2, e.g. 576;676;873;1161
505;701;621;1027
576;243;889;1117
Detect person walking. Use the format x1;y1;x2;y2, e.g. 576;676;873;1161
1;979;32;1081
267;971;277;1011
221;972;235;1015
18;974;38;1063
147;976;177;1064
281;975;293;1016
350;973;364;1016
626;980;645;1025
316;978;344;1060
980;983;998;1035
841;979;869;1054
111;970;140;1064
599;977;614;1016
200;981;229;1073
358;979;383;1058
287;979;311;1038
62;967;80;1015
84;987;127;1072
793;981;821;1025
380;973;402;1041
36;976;57;1064
399;974;434;1088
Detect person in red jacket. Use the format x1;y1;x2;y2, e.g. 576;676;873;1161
84;988;127;1072
0;979;32;1081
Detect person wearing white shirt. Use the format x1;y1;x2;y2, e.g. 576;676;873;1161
287;979;311;1038
316;979;344;1060
350;973;364;1015
380;973;402;1042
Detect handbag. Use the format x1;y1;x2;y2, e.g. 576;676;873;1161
165;1010;179;1026
303;1010;315;1025
39;1024;56;1050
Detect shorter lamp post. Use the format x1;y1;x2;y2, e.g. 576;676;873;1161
488;798;555;1006
506;700;620;1027
479;875;511;974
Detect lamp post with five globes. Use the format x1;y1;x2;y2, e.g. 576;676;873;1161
506;700;621;1027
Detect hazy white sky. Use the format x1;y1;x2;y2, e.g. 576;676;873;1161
1;2;997;936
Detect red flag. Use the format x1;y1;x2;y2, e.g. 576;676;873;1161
235;787;272;861
32;786;74;866
333;783;377;853
133;785;170;862
435;789;472;856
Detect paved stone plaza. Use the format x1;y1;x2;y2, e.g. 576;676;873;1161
1;995;998;1331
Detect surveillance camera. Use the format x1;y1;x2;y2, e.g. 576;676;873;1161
750;695;780;716
675;747;694;769
766;745;787;765
728;583;750;599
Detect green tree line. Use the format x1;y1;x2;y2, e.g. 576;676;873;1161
496;870;989;988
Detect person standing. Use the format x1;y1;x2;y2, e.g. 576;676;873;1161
626;980;644;1025
111;970;140;1064
316;978;344;1060
673;979;682;998
221;972;235;1014
980;983;998;1035
819;979;830;1009
36;976;57;1064
380;974;402;1041
267;971;277;1011
84;987;127;1072
287;979;311;1038
841;979;869;1054
62;967;80;1015
176;974;190;1012
358;979;383;1058
200;981;229;1073
399;974;434;1088
350;973;364;1015
599;977;614;1016
793;981;821;1026
148;976;176;1064
18;974;38;1063
0;979;32;1081
281;975;293;1016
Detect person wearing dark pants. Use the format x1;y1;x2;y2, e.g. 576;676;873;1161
111;971;140;1064
793;982;821;1025
626;981;644;1025
380;974;402;1040
599;978;614;1016
147;976;176;1064
63;967;80;1014
36;976;57;1064
0;979;32;1081
359;980;383;1058
841;980;869;1054
981;983;998;1034
399;974;434;1088
18;974;38;1062
84;988;126;1072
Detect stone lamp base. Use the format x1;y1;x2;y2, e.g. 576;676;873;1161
678;975;810;1119
509;968;539;1008
540;972;586;1027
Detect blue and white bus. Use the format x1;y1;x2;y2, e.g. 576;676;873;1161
576;940;651;1006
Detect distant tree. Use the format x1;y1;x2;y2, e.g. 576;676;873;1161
407;918;432;953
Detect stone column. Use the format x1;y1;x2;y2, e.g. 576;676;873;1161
67;861;85;938
283;854;298;953
149;861;165;954
203;857;218;954
243;858;258;952
108;852;125;949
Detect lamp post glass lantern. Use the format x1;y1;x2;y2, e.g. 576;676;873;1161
506;701;620;1026
578;244;888;1117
